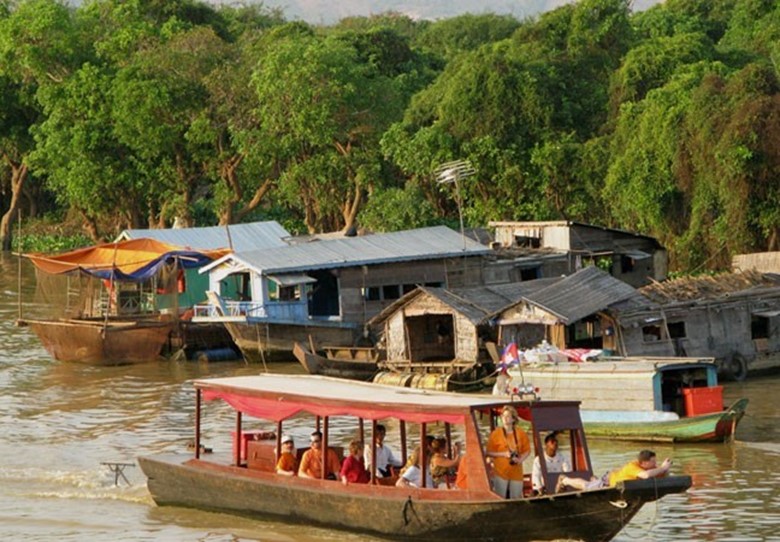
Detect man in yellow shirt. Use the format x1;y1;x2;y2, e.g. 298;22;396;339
557;449;671;492
609;449;672;486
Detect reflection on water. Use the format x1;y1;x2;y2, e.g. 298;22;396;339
1;256;779;541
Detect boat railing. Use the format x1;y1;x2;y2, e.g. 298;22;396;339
193;301;266;318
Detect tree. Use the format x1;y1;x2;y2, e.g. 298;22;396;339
251;31;403;233
0;0;85;248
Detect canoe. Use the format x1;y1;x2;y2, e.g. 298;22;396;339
292;342;380;380
139;374;691;541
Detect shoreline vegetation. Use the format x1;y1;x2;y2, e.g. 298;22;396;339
1;0;778;273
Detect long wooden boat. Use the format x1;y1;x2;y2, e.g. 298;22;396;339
17;317;175;365
505;356;748;442
292;341;380;380
139;374;691;541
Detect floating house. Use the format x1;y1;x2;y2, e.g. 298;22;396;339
368;279;559;385
489;221;667;287
194;226;492;361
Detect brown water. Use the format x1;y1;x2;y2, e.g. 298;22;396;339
1;255;779;541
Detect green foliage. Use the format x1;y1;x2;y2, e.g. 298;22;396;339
358;184;438;232
413;13;520;61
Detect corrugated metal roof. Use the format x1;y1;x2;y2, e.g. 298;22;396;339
524;266;641;323
117;221;291;252
226;226;490;274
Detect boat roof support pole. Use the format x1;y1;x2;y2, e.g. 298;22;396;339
358;418;364;444
234;411;242;466
420;423;427;488
370;419;377;484
276;420;283;459
195;389;201;459
322;416;330;480
400;420;407;465
445;423;452;458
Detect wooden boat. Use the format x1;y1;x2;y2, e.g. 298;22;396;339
292;341;381;380
17;316;175;365
505;356;748;442
139;374;691;541
19;238;230;365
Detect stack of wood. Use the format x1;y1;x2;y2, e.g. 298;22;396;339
640;270;780;303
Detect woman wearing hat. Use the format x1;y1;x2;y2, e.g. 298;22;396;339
486;405;530;498
276;434;297;476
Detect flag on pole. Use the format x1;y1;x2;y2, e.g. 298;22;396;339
500;342;520;368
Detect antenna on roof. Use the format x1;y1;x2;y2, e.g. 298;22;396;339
435;160;475;252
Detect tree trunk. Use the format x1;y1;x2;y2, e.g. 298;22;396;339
341;183;362;234
0;160;28;251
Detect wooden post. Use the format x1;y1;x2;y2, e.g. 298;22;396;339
194;389;201;459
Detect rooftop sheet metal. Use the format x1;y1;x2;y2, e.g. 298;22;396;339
118;221;291;252
524;266;641;323
226;226;490;274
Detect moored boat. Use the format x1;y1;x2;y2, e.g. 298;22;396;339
139;374;691;541
17;317;175;365
504;356;748;442
292;341;380;380
18;238;229;365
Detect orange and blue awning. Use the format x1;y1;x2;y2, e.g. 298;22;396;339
25;238;230;281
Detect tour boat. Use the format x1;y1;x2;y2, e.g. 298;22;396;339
138;374;691;541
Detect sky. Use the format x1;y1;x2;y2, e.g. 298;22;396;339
207;0;664;25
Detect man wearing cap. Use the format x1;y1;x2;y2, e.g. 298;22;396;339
276;434;297;476
299;431;341;480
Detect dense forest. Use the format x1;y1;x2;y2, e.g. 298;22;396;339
0;0;778;272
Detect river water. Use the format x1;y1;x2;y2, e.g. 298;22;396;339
1;256;779;541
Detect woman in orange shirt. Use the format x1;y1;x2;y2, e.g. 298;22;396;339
486;405;530;498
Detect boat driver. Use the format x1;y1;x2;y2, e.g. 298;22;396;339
531;432;571;495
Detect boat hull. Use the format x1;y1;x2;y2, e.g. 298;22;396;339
19;318;174;365
139;454;691;542
224;320;358;362
579;398;748;443
292;342;378;380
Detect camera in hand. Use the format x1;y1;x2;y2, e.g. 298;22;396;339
509;451;520;465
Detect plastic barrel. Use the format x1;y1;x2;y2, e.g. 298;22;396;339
194;347;239;362
373;371;414;387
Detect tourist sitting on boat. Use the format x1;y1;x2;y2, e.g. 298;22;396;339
531;432;571;495
486;405;531;498
556;449;672;492
298;431;342;480
429;436;461;489
340;439;370;485
364;424;403;478
275;434;297;476
396;448;434;489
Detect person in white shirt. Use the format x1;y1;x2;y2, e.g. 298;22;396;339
364;424;402;478
532;432;571;494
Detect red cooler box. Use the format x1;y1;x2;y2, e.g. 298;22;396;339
682;386;723;416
